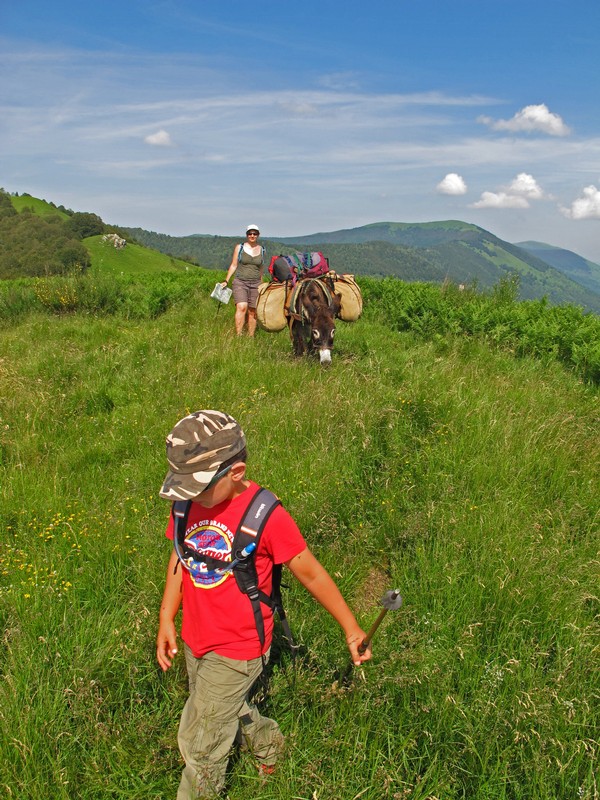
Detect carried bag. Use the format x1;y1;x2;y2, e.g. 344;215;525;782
268;252;330;283
300;251;330;279
256;282;288;332
329;272;363;322
269;256;295;283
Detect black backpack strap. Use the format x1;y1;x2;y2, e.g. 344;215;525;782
270;563;297;655
172;500;192;573
232;487;281;650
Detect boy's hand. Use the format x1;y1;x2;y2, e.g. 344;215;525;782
156;620;178;671
346;630;372;666
286;548;374;667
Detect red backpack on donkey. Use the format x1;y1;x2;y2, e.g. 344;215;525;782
268;252;330;283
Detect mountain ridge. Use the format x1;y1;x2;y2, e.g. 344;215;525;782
270;220;600;312
126;220;600;313
516;240;600;297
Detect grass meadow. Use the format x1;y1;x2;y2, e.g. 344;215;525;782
1;271;598;799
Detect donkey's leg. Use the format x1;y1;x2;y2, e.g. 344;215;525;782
291;321;306;357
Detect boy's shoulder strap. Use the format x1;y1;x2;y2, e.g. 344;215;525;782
234;486;280;544
173;499;191;519
232;486;281;650
172;499;192;570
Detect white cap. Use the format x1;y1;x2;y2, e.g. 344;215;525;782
246;224;260;233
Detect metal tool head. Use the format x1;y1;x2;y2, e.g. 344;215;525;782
380;589;403;610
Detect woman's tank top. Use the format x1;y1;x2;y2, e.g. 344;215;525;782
236;244;263;282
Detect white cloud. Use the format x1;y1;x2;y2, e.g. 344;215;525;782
436;173;467;195
470;173;546;210
144;129;172;146
470;191;530;209
507;172;545;199
561;185;600;220
478;104;571;137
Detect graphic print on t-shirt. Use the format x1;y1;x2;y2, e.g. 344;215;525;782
184;519;234;588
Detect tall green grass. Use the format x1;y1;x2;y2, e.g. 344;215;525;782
1;275;598;799
2;270;599;383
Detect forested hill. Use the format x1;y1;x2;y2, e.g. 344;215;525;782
125;223;600;314
274;220;600;311
276;219;485;247
123;228;444;283
517;240;600;297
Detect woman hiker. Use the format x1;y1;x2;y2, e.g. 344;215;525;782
221;225;265;336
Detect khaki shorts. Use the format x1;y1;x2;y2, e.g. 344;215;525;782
232;278;261;309
176;646;283;799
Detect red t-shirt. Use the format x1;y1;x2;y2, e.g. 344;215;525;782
165;481;306;659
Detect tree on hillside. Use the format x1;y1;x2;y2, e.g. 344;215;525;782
0;191;17;219
0;192;91;279
67;212;105;239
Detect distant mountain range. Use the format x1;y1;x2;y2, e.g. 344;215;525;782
7;190;598;313
515;240;600;297
126;220;600;314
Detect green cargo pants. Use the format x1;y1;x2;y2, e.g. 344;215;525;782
176;646;283;799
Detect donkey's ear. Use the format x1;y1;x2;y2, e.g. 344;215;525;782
331;292;342;316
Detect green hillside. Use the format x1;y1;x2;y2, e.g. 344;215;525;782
10;193;71;219
275;221;600;313
0;190;196;280
85;235;197;276
123;229;242;270
0;191;91;278
125;228;450;284
4;189;599;312
276;219;482;247
517;240;600;296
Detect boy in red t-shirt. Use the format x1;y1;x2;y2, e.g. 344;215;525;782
156;410;371;799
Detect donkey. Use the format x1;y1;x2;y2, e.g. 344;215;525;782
289;278;342;365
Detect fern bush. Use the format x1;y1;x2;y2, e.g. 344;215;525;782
359;276;600;383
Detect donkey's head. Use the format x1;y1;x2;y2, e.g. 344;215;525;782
306;291;341;365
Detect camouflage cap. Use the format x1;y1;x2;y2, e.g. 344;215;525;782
159;410;246;501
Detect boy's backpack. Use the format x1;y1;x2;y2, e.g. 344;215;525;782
268;252;330;283
171;486;295;654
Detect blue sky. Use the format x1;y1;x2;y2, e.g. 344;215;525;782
2;0;599;262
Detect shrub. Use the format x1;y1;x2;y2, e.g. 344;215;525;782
358;276;600;383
